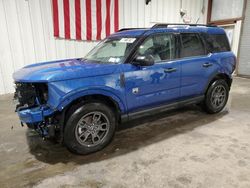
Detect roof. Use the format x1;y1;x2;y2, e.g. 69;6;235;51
110;24;226;38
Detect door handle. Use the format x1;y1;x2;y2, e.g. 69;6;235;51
164;68;177;73
203;62;213;67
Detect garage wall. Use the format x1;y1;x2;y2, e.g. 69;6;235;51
0;0;207;94
238;0;250;76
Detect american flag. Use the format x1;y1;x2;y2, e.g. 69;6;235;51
52;0;119;41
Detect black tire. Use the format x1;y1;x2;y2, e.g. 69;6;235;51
204;79;229;114
64;102;116;155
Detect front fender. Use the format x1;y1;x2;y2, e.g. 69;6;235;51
56;87;126;113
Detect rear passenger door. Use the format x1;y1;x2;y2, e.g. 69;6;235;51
179;33;219;98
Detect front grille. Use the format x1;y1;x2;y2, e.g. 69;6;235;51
14;82;48;110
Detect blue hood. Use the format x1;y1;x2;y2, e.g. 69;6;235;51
13;58;119;82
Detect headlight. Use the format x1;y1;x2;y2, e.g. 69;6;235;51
14;82;48;109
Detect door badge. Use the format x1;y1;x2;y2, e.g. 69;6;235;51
132;88;139;94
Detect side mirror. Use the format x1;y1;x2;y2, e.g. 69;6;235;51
134;55;155;66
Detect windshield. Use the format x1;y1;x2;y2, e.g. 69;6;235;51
84;37;137;63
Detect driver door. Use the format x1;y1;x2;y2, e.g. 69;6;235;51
122;33;181;113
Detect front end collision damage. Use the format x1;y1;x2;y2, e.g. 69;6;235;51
13;73;126;139
14;82;59;138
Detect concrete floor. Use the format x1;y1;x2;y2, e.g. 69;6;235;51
0;77;250;188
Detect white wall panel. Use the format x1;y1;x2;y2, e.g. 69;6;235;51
0;0;16;93
3;0;25;71
0;0;207;94
238;1;250;76
182;0;207;24
39;0;57;60
29;0;47;62
15;0;36;66
162;0;181;23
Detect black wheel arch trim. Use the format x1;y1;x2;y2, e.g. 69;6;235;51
204;72;232;94
58;94;121;143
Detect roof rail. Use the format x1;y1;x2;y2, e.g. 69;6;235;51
151;23;217;28
118;28;148;32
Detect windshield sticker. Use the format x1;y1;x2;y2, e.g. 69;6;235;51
119;38;136;43
108;57;120;63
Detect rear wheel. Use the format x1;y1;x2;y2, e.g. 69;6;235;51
203;79;229;114
64;102;116;155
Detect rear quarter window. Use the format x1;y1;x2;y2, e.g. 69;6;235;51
202;33;231;53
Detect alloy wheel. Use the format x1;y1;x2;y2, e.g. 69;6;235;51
210;85;227;109
75;111;110;147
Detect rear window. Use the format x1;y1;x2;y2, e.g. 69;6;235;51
180;33;205;58
203;34;231;53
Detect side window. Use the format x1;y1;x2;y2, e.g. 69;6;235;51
203;34;231;53
180;33;205;58
137;34;175;62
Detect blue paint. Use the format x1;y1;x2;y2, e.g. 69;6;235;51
17;106;54;123
13;25;236;126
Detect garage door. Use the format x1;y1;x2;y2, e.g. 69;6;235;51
238;1;250;76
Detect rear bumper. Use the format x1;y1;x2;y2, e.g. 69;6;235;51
17;106;54;124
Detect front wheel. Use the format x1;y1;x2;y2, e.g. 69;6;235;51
203;79;229;114
64;102;116;155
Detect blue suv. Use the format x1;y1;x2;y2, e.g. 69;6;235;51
13;24;236;154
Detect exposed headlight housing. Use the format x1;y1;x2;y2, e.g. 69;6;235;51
14;82;48;110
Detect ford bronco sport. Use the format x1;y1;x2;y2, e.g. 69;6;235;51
13;24;236;154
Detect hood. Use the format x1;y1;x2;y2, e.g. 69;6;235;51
13;58;119;82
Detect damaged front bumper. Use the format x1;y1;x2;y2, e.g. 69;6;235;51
16;106;57;138
13;82;60;138
17;106;54;124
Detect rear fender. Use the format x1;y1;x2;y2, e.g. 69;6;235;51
204;71;232;94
